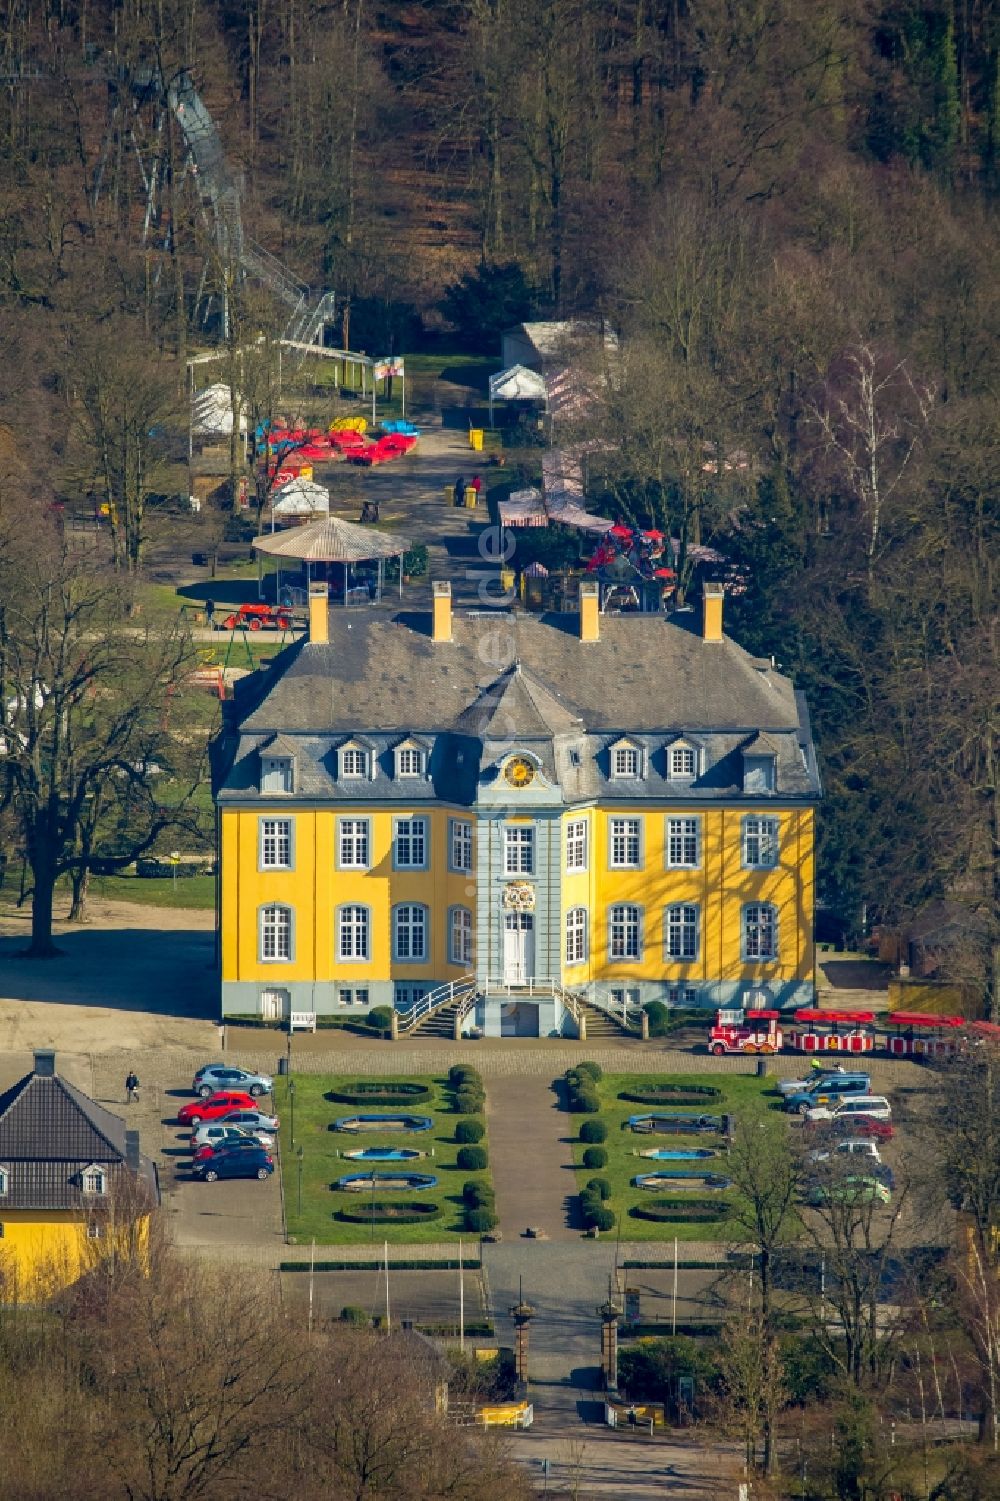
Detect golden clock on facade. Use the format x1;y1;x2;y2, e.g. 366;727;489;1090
503;756;536;788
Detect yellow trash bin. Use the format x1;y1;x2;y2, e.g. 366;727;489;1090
469;428;484;452
500;568;515;592
465;492;477;508
444;485;455;505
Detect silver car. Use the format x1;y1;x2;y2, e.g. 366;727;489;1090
217;1106;280;1136
192;1064;274;1099
191;1122;275;1152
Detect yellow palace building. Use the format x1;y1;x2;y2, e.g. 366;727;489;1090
213;581;820;1036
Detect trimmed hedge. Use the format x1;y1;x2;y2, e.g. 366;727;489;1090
457;1145;489;1171
328;1082;431;1105
449;1065;482;1089
588;1205;616;1232
466;1206;499;1233
618;1084;721;1106
462;1180;495;1208
643;1001;670;1037
368;1006;394;1033
585;1177;611;1201
455;1119;485;1144
564;1068;601;1113
579;1119;607;1144
575;1061;603;1083
629;1198;728;1224
582;1146;607;1170
337;1201;443;1224
454;1087;485;1115
340;1306;370;1325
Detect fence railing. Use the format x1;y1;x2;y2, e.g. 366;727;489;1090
395;975;476;1035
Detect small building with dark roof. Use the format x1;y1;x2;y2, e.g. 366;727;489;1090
212;581;821;1034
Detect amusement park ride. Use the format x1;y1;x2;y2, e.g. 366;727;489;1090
708;1004;997;1060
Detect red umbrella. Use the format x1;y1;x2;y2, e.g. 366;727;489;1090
609;523;632;538
654;567;676;579
644;528;665;540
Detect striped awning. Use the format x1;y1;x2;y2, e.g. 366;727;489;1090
498;488;548;528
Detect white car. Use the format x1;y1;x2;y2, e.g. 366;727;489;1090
191;1121;275;1152
807;1138;882;1165
806;1095;892;1125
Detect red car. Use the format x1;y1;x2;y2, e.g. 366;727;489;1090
177;1091;259;1127
219;603;292;632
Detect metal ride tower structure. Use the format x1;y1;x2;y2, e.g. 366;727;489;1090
97;65;335;346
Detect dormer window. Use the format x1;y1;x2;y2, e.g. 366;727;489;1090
743;755;776;794
261;756;293;795
669;745;696;780
341;746;368;778
394;740;428;779
610;738;643;779
81;1165;107;1196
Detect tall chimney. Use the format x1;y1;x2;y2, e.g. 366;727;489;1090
432;580;452;643
578;580;599;642
33;1049;56;1077
308;582;329;645
125;1129;141;1173
702;582;724;643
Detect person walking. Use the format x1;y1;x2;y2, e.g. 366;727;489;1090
204;599;216;630
125;1070;139;1104
470;474;482;501
454;475;466;507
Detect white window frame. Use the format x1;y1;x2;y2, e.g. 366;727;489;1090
0;1166;7;1195
396;746;424;778
394;816;428;870
81;1166;107;1196
743;816;780;869
450;818;473;873
665;903;700;960
609;903;642;961
259;817;293;871
612;744;640;779
609;817;642;870
394;903;429;962
341;746;368;779
665;816;700;869
566;819;588;873
669;745;697;780
338;818;370;870
565;907;588;965
260;755;293;794
450;906;473;966
504;825;535;875
259;904;293;963
743;903;778;961
338;905;371;962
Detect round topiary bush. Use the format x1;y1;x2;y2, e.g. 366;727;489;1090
579;1118;607;1144
457;1145;489;1172
582;1146;607;1170
585;1177;611;1201
449;1064;482;1089
569;1085;600;1114
367;1005;395;1033
590;1205;616;1232
337;1200;443;1224
455;1087;485;1115
455;1119;485;1144
643;1000;670;1037
466;1205;499;1233
463;1179;494;1207
340;1305;370;1325
629;1198;728;1224
576;1061;603;1083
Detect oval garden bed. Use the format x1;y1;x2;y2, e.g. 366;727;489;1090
629;1197;729;1224
619;1084;721;1107
327;1082;431;1106
336;1200;442;1225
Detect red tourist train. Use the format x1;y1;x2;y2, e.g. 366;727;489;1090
708;1005;996;1058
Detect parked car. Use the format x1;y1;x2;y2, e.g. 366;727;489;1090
218;1107;280;1135
177;1091;259;1127
190;1123;275;1153
784;1073;872;1116
808;1138;882;1165
192;1064;274;1099
193;1136;268;1164
806;1095;892;1125
827;1115;894;1142
807;1174;891;1207
192;1145;274;1182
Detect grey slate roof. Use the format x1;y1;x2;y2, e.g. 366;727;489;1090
0;1070;159;1212
214;608;822;807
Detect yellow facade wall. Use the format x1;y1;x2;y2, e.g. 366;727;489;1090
0;1211;151;1297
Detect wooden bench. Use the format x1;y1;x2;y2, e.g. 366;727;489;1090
289;1011;317;1033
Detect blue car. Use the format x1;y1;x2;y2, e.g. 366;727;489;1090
193;1144;274;1182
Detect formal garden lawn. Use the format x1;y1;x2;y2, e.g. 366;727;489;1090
569;1071;784;1242
273;1073;492;1245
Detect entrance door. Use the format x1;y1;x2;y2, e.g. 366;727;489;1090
260;988;290;1023
503;912;534;984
